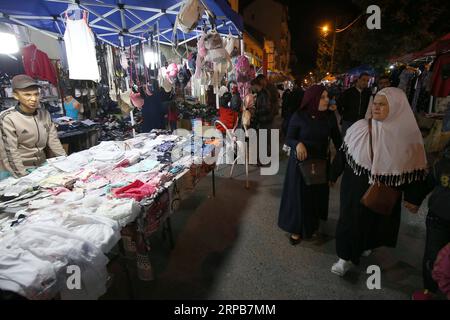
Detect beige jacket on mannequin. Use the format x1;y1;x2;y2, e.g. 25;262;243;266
0;106;66;178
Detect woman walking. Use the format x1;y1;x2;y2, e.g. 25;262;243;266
330;87;428;276
278;85;342;245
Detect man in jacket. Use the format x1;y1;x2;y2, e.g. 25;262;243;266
254;74;280;118
0;75;66;179
282;81;304;137
251;77;273;166
377;75;392;91
337;72;372;137
251;77;273;129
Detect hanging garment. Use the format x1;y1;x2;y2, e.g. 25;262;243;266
431;53;450;97
57;40;69;70
216;106;238;133
105;46;117;101
22;44;57;85
63;17;100;81
398;69;416;94
158;66;174;93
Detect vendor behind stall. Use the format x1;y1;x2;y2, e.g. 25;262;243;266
0;75;66;180
141;80;168;133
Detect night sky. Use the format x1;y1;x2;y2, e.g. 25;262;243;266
284;0;360;76
240;0;361;77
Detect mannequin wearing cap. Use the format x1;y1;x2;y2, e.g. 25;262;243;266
0;75;66;179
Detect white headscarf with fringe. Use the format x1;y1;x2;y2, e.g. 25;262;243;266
342;87;428;186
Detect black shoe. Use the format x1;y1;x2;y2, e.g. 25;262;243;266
289;235;301;246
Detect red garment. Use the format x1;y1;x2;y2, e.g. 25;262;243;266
216;106;238;133
113;180;157;201
114;159;130;169
431;53;450;97
432;243;450;299
22;44;57;85
168;109;178;122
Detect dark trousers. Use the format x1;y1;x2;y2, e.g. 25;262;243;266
423;213;450;292
257;122;272;164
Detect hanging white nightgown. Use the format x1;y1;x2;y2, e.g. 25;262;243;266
64;17;100;81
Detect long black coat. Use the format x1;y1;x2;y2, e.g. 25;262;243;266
278;110;342;238
330;149;427;264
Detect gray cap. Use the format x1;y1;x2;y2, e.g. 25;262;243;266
11;75;41;90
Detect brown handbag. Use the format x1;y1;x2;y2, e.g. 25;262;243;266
360;119;401;215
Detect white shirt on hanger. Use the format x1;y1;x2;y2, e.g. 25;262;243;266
64;17;100;81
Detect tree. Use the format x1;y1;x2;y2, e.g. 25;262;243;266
333;0;450;74
316;33;332;78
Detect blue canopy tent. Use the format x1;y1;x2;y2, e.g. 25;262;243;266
0;0;243;47
0;0;243;136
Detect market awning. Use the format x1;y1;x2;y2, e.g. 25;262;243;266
390;33;450;63
0;0;243;47
413;32;450;59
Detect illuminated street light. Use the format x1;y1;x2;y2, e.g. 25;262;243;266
322;25;329;33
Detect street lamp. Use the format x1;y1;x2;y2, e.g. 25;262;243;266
320;15;363;74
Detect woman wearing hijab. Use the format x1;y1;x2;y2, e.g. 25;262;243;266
330;87;428;276
278;85;342;245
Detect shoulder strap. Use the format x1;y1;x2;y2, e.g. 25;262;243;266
368;118;374;162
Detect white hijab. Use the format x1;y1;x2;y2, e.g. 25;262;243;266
343;87;427;186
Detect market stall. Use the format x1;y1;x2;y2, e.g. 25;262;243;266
389;33;450;155
0;0;245;139
0;0;243;300
0;129;220;299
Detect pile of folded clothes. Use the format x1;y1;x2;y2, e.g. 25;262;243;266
0;129;218;299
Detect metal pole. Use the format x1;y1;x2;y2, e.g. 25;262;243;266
240;32;244;56
5;16;59;40
216;87;219;109
130;110;136;138
119;0;126;32
212;168;216;197
428;96;434;114
156;20;161;70
330;16;337;74
120;35;135;138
